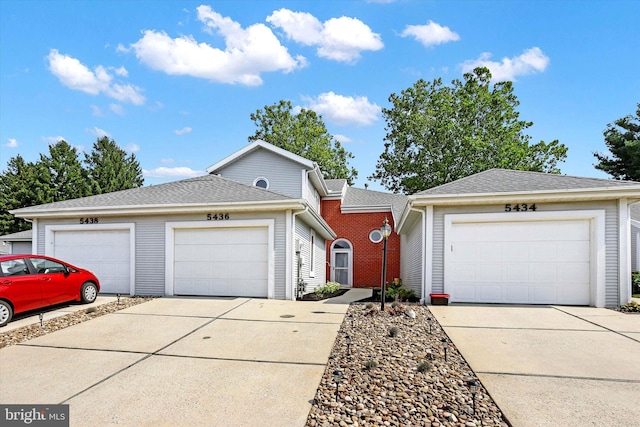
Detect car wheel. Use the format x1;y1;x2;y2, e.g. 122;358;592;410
0;300;13;327
81;282;98;304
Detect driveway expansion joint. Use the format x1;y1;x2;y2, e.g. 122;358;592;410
477;371;640;384
552;306;640;344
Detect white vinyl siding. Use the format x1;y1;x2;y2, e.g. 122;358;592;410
216;149;304;198
400;216;423;296
295;219;326;292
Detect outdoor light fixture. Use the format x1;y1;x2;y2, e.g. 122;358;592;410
380;217;392;310
39;313;44;328
345;334;352;355
427;317;432;334
441;337;449;361
333;370;343;400
465;379;481;415
117;293;121;304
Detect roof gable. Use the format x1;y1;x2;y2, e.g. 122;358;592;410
206;140;315;173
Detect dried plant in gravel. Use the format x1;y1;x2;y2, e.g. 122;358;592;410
307;303;509;427
0;296;156;349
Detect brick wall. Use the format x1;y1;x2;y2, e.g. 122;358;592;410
321;199;401;287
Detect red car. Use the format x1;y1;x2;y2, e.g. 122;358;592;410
0;254;100;327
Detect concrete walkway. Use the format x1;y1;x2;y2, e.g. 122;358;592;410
0;289;370;426
430;304;640;427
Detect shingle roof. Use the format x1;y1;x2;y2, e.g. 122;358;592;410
0;229;32;240
342;187;408;223
325;179;347;193
12;174;295;213
417;169;640;195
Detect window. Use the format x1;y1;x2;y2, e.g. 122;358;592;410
253;177;269;189
309;230;316;277
369;229;383;243
0;259;29;276
29;258;67;274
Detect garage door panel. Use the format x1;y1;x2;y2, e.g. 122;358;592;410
173;227;268;297
52;229;131;294
447;219;591;305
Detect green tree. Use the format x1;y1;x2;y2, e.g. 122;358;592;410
0;155;53;234
593;104;640;180
370;67;568;194
39;140;91;201
84;136;144;194
249;100;358;184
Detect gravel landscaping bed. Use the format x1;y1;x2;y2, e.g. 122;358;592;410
307;303;509;427
0;296;155;349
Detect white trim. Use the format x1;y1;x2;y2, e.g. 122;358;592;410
330;238;353;287
443;210;606;307
252;176;270;189
31;220;38;254
164;219;275;299
424;205;433;303
285;210;293;300
619;199;631;304
44;223;136;296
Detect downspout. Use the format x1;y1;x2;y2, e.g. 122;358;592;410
291;206;309;301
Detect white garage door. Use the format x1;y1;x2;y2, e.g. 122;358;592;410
446;219;591;305
52;229;131;294
173;227;268;297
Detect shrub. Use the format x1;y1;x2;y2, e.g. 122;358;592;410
314;282;341;296
388;326;399;337
364;359;378;370
619;301;640;313
417;360;432;373
365;302;374;309
384;279;417;302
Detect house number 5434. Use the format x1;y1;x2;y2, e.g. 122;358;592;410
504;203;537;212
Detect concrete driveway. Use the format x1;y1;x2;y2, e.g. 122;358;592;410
0;290;368;426
430;304;640;427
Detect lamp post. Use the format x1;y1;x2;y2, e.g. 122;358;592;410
380;217;392;310
465;378;480;415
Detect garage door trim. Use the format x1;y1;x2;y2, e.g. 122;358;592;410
44;223;136;295
165;219;275;298
443;210;606;307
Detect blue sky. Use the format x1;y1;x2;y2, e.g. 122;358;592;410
1;0;639;191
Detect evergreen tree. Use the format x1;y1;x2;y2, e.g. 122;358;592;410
593;103;640;180
84;136;144;194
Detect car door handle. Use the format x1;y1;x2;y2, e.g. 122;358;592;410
40;277;52;281
0;280;10;285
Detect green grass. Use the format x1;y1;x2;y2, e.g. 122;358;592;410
633;294;640;298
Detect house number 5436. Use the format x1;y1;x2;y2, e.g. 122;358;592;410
207;213;230;220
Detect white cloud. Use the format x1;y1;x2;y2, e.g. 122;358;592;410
401;21;460;47
90;105;104;117
43;136;66;144
160;158;174;164
87;127;111;138
174;126;192;135
126;143;140;153
461;47;550;82
113;66;128;77
128;6;304;86
110;103;124;115
7;138;18;148
47;49;145;105
302;92;380;126
334;134;352;143
267;9;383;63
143;166;204;178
